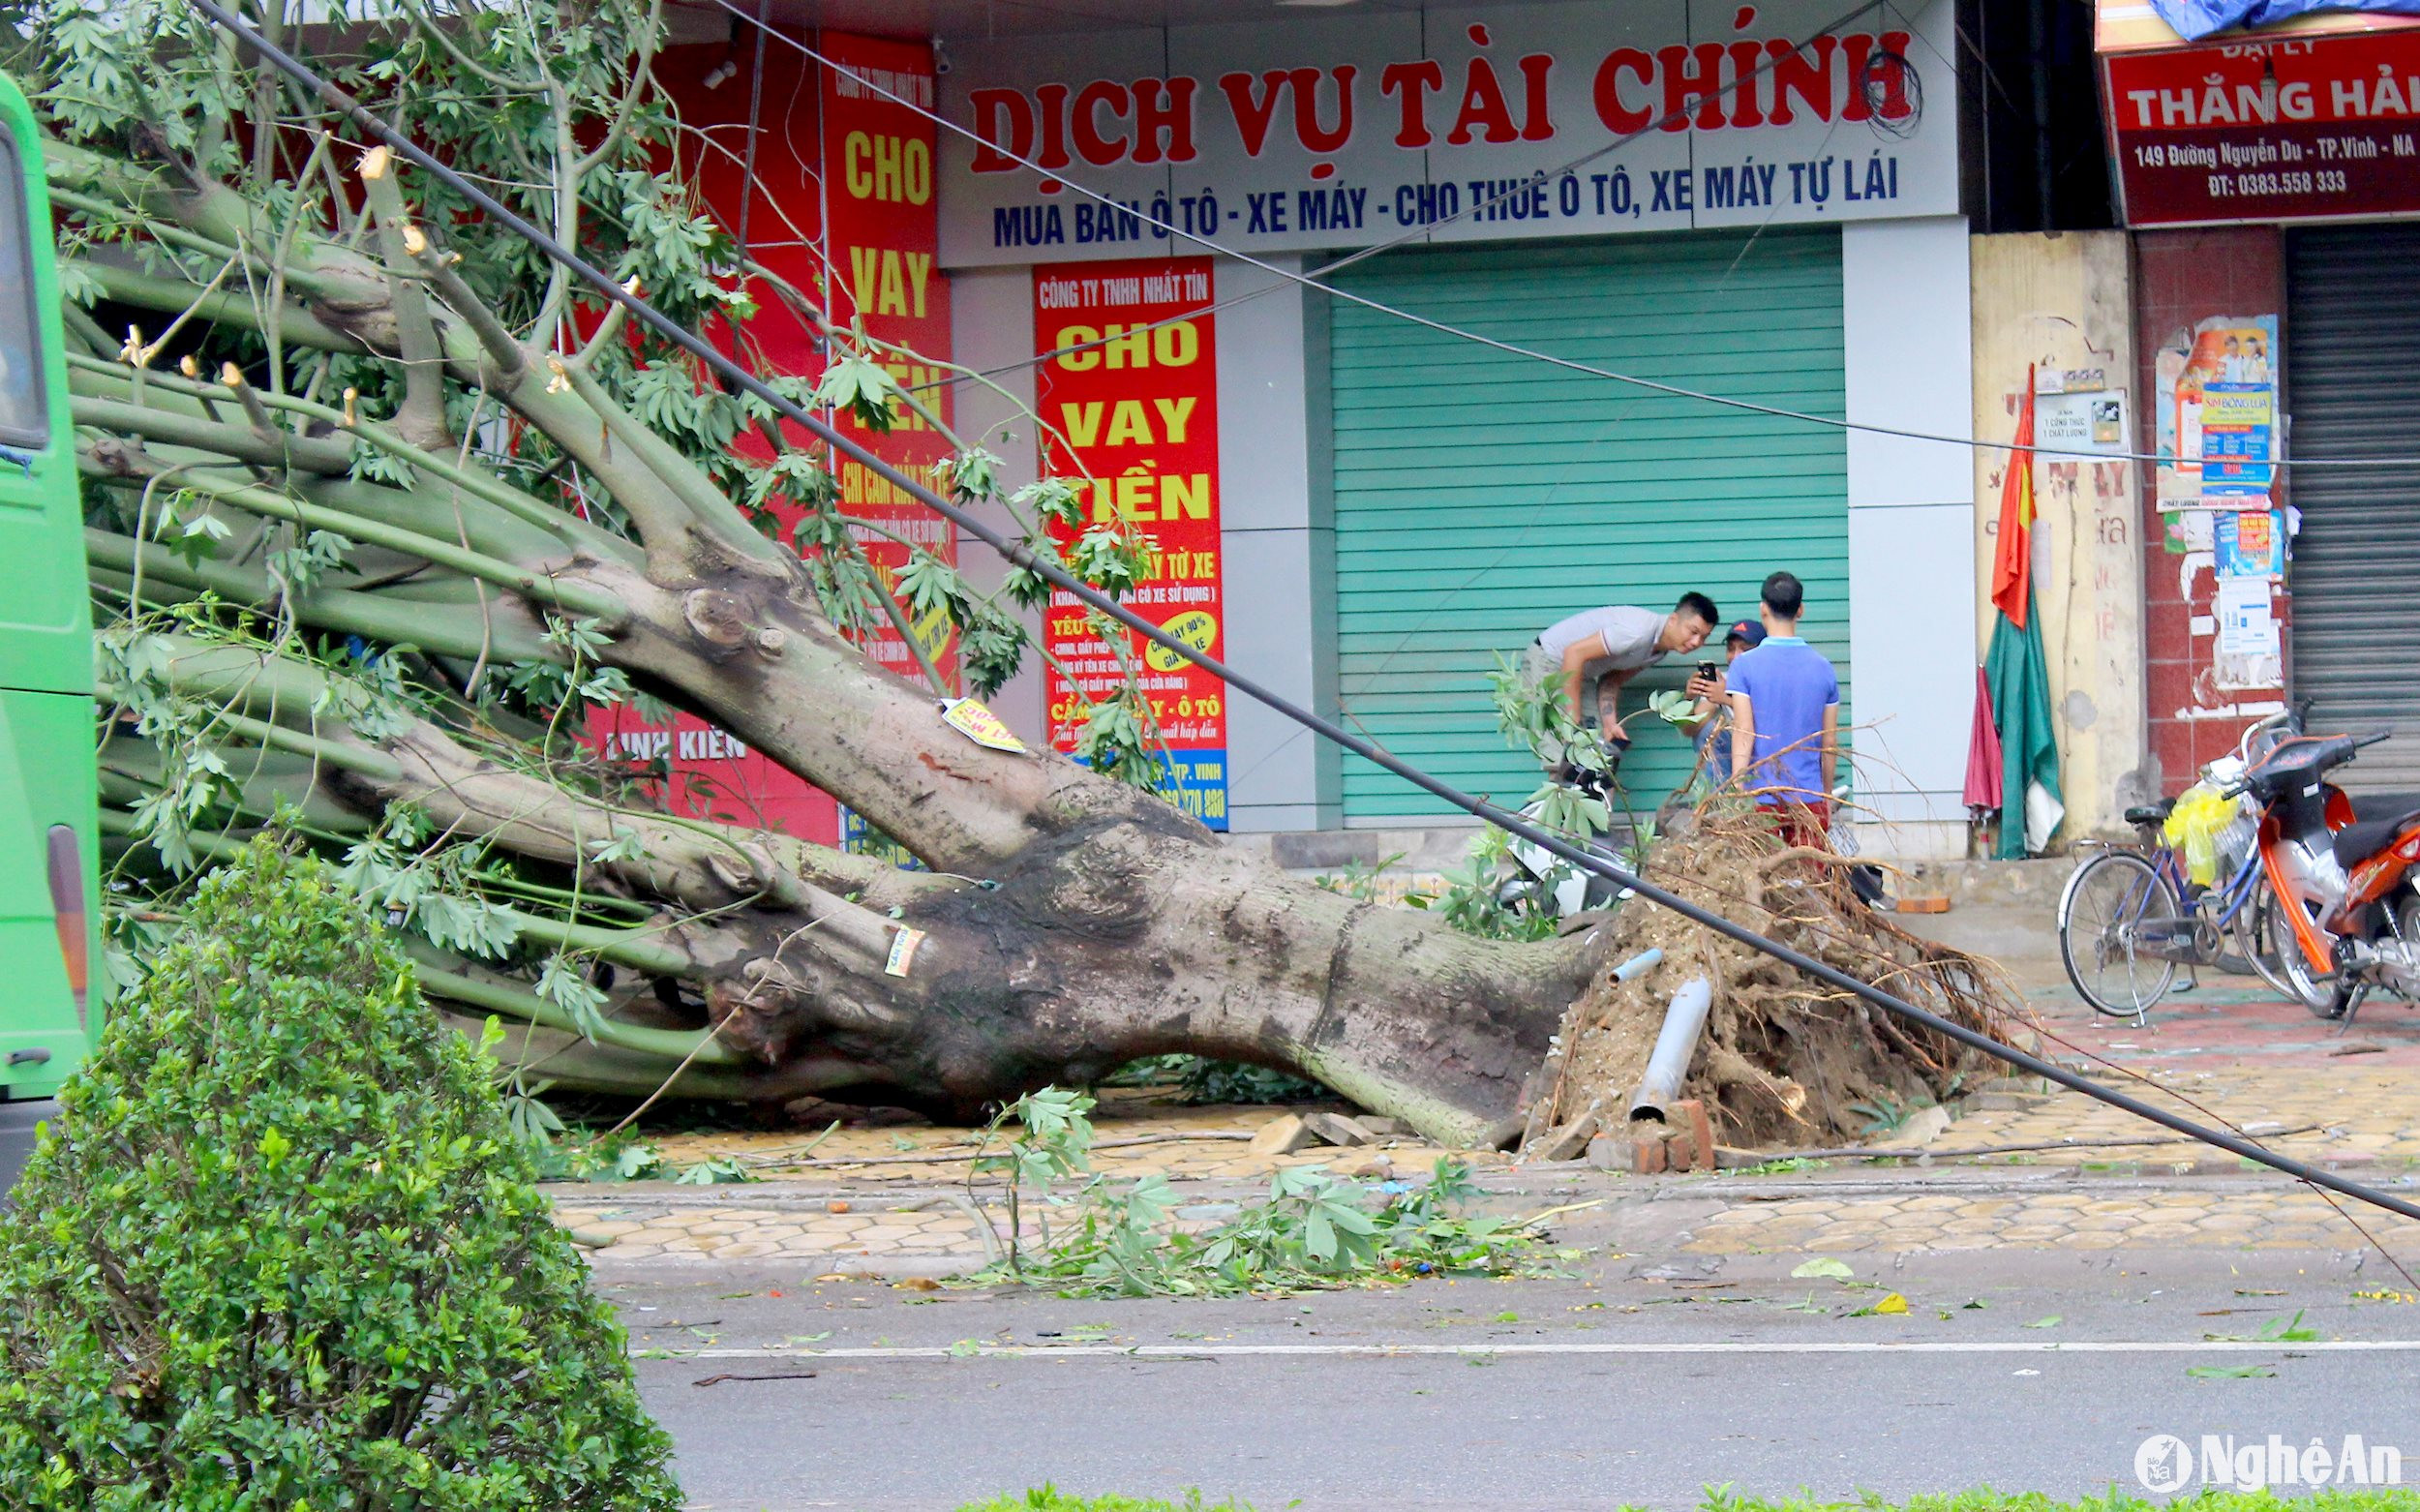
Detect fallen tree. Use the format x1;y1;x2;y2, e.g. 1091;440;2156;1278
27;0;2000;1148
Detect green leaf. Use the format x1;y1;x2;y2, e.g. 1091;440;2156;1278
1790;1257;1854;1281
2187;1364;2276;1378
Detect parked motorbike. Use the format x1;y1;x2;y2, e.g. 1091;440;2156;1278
1497;732;1632;923
2230;725;2420;1021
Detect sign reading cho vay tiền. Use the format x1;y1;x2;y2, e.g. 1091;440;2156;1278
936;0;1960;267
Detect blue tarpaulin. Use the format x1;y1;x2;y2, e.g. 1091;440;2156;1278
2153;0;2420;41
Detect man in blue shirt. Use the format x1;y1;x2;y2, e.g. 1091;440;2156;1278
1727;571;1839;844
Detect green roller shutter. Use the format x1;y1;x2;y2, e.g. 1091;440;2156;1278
1325;229;1850;822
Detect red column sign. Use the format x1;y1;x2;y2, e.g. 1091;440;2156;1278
822;33;957;697
1032;257;1227;829
589;32;954;855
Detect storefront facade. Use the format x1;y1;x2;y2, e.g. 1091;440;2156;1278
2100;2;2420;794
942;0;1979;853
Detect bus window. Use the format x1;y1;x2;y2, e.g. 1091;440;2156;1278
0;134;45;449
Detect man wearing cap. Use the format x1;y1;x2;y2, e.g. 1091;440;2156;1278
1522;591;1719;741
1677;618;1765;780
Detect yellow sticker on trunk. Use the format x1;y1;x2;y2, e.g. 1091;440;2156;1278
885;926;925;978
940;698;1026;753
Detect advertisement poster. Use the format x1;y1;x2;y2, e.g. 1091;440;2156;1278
2034;390;2128;458
2154;316;2278;509
1032;256;1228;829
941;0;1959;265
2102;22;2420;227
2215;575;2284;690
2215;509;2284;581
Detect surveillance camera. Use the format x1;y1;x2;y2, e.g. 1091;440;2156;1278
931;36;951;75
703;57;738;89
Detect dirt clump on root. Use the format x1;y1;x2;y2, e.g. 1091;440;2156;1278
1521;803;2018;1156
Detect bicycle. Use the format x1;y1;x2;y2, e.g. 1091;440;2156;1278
2056;712;2303;1019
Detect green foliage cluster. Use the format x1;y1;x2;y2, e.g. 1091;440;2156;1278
0;840;679;1509
1101;1053;1325;1106
29;0;1201;1048
968;1090;1547;1298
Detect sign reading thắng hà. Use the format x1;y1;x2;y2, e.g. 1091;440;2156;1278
938;0;1961;266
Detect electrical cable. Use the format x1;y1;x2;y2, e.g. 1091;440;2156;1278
712;0;2420;473
187;0;2420;1227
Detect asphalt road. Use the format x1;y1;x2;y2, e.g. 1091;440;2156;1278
615;1253;2420;1511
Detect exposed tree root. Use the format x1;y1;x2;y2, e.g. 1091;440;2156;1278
1521;801;2020;1154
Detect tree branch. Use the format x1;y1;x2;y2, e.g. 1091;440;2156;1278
356;147;455;450
86;529;559;665
80;446;627;623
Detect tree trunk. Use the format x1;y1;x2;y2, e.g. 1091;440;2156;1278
50;54;1612;1150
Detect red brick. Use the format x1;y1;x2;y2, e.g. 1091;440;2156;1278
2146;656;2196;722
2151;717;2196;793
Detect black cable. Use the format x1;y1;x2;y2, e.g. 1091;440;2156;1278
186;0;2420;1226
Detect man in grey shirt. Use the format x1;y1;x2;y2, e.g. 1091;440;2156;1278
1523;590;1719;741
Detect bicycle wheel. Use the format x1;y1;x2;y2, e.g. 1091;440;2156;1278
2057;851;2181;1017
2235;880;2302;1002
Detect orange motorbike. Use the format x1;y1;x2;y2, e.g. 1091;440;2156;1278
2235;728;2420;1021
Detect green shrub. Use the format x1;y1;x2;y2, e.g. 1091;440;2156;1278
0;839;680;1509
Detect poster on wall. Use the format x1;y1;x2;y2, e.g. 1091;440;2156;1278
940;0;1961;266
2214;575;2284;690
2215;509;2283;580
1032;256;1229;829
2154;315;2278;510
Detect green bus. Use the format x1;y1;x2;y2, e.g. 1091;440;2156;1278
0;69;97;1101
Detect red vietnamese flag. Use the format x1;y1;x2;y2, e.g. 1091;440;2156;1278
1989;366;2037;631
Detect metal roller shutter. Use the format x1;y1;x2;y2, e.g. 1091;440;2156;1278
2286;227;2420;793
1325;229;1850;822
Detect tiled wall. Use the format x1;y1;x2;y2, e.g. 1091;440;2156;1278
2134;227;2286;793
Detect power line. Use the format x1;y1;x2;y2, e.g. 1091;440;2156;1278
192;0;2420;1226
722;2;2420;472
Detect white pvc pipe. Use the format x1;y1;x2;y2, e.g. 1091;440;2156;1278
1610;947;1664;983
1628;976;1713;1124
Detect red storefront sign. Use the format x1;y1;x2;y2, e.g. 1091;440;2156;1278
2102;22;2420;225
821;32;958;694
587;32;954;850
1031;256;1228;829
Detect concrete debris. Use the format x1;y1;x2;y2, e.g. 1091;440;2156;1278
1300;1111;1377;1147
1874;1104;1951;1148
1247;1113;1316;1156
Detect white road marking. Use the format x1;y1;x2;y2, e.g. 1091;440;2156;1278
642;1339;2420;1362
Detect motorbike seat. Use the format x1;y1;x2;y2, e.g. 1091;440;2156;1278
2124;799;2175;827
2346;790;2420;823
2332;806;2420;870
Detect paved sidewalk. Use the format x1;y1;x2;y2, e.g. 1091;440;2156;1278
556;897;2420;1278
1672;1180;2420;1260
